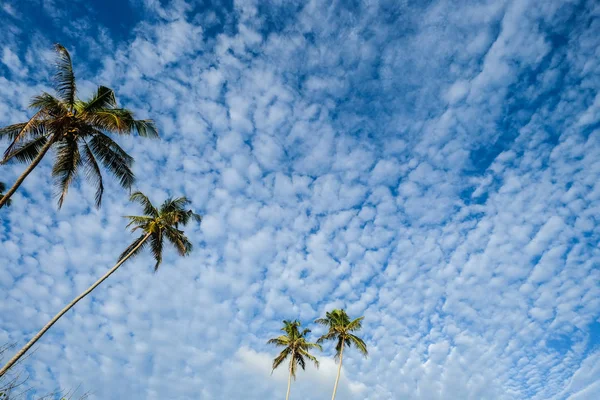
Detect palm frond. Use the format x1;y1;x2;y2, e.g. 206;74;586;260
117;234;149;263
187;209;203;224
84;109;158;139
124;215;154;230
166;208;202;227
85;108;135;134
160;202;201;228
76;86;116;113
164;226;193;256
3;136;48;164
129;192;159;218
316;331;337;343
80;141;104;208
160;196;191;214
0;122;27;140
132;119;159;138
298;349;320;369
348;334;368;357
1;112;49;160
52;137;81;208
53;44;76;107
303;342;323;351
30;92;67;116
272;348;290;372
295;352;306;371
347;317;364;332
332;309;350;324
88;132;134;189
267;336;291;347
150;230;163;271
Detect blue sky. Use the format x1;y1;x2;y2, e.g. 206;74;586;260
0;0;599;399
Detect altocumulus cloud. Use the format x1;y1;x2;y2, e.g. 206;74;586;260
0;0;599;399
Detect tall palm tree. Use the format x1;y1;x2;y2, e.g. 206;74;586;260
268;320;321;400
316;309;368;400
0;183;10;207
0;44;158;210
0;191;201;378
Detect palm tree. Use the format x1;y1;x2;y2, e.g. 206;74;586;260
268;320;321;400
0;191;201;378
0;44;158;210
315;309;368;400
0;183;10;207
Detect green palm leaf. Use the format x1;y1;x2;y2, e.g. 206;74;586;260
132;119;159;138
164;226;193;257
150;230;164;271
1;116;49;161
3;136;48;164
348;334;368;356
80;141;104;208
129;192;159;218
88;131;134;190
76;86;117;113
53;43;76;107
30;92;68;116
272;347;291;371
52;137;82;208
117;234;150;263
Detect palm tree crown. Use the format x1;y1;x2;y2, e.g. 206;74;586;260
315;309;368;358
0;44;158;208
268;320;322;378
119;191;202;271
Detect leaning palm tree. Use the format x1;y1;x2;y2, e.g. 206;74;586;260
268;320;321;400
0;183;10;207
316;309;368;400
0;191;201;378
0;44;158;210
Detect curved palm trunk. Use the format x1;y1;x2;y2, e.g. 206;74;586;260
0;232;151;378
331;342;344;400
0;136;55;209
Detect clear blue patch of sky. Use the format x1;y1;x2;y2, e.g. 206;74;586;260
587;320;600;351
547;334;573;356
18;0;138;44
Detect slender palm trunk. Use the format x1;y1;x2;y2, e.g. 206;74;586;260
285;354;293;400
331;342;344;400
0;136;55;209
0;232;151;378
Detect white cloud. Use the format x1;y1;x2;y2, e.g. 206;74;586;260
0;0;599;399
